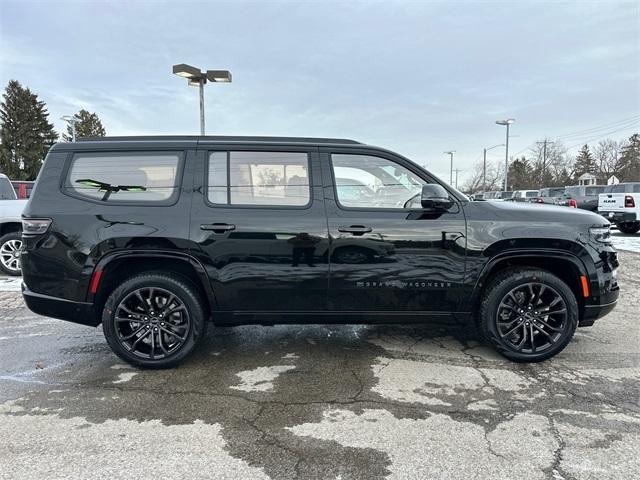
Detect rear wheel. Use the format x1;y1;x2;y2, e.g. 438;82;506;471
617;222;640;234
480;268;578;362
102;273;207;368
0;231;22;276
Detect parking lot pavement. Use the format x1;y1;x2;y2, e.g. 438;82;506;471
0;253;638;480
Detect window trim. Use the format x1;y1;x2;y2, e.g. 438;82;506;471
204;149;313;210
326;149;457;213
60;150;186;206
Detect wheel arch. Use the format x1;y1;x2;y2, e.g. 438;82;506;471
466;248;593;320
87;250;217;322
0;221;22;237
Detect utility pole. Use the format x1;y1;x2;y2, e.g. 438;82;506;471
443;151;456;185
536;139;554;187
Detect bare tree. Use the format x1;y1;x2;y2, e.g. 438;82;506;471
461;161;503;194
593;139;624;182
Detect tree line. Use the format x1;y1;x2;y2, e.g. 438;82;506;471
464;133;640;194
0;80;106;181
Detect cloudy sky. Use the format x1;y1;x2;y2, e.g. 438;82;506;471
1;0;639;183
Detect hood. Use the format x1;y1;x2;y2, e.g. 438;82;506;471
467;200;609;226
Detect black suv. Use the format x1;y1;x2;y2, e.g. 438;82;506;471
21;136;619;367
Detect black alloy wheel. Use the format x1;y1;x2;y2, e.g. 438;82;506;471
480;268;578;362
102;273;206;368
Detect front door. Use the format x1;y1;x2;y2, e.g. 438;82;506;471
190;146;329;313
321;148;467;315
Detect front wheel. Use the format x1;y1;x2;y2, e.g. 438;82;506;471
617;222;640;234
479;268;578;362
102;273;207;368
0;231;23;276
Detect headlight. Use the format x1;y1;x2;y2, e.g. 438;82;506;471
590;226;611;244
22;218;52;235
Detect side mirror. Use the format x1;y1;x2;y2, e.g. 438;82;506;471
421;184;454;210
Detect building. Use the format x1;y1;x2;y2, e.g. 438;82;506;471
578;173;598;186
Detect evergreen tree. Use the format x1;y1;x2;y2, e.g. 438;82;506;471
508;156;533;190
572;144;597;181
617;133;640;181
0;80;58;180
62;109;106;141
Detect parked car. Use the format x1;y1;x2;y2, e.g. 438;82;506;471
559;185;606;211
483;191;513;201
21;136;619;367
11;180;35;199
510;190;539;202
536;187;565;205
0;174;27;275
598;182;640;234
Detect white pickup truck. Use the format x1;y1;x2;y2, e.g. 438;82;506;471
598;182;640;234
0;174;27;275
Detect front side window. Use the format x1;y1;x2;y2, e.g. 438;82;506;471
331;154;425;209
65;152;180;202
208;151;310;206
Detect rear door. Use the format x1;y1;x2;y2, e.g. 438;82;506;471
321;148;467;315
190;145;330;313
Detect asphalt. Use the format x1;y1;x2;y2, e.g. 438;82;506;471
0;248;638;480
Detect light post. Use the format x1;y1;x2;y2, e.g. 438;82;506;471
443;150;456;185
61;115;80;142
495;119;515;190
172;63;232;135
483;143;505;191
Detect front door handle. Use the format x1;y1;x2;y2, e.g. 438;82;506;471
200;223;236;233
338;225;372;236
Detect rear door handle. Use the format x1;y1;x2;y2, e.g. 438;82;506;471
200;223;236;233
338;225;372;235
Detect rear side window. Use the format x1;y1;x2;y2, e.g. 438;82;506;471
65;152;181;203
585;186;605;196
0;177;16;200
526;191;538;198
207;151;310;207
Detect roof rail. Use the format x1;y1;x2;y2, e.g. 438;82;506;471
76;135;361;145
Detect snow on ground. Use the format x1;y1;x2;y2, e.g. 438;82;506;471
611;233;640;253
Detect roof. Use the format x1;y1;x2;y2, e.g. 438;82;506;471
578;172;597;179
74;135;362;145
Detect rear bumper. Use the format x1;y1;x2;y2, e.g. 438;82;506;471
22;284;99;327
600;211;637;223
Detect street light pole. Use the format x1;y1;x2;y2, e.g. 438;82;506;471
198;78;205;136
443;150;456;185
173;64;232;136
495;119;515;190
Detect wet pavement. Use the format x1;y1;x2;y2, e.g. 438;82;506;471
0;251;639;480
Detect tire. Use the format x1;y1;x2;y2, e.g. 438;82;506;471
617;222;640;234
102;273;207;368
479;268;578;362
0;231;23;276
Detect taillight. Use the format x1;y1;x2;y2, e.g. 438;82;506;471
625;196;635;208
22;218;52;235
568;199;577;208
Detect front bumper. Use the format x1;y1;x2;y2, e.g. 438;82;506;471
22;284;99;327
600;211;637;223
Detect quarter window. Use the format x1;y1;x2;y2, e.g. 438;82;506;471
65;152;181;202
331;154;425;209
207;151;310;206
